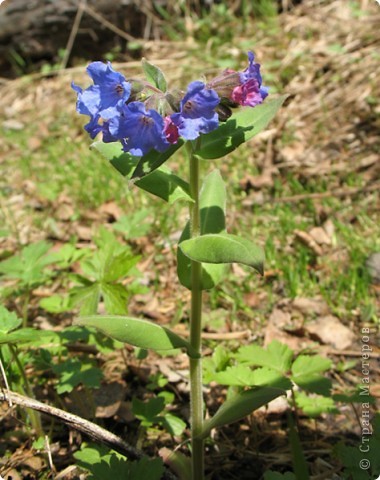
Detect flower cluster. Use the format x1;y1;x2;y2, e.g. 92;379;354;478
72;52;268;156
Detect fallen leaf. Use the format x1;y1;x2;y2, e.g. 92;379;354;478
309;226;332;246
305;315;355;350
94;381;126;418
292;297;330;317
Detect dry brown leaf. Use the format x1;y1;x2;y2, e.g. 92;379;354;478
309;226;332;246
98;201;122;221
305;315;355;350
94;381;126;418
294;229;323;256
292;297;330;317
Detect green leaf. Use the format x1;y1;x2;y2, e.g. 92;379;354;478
199;387;285;439
40;294;72;314
74;444;164;480
0;241;52;287
159;413;187;437
196;96;288;159
53;359;103;394
73;315;199;358
100;283;128;315
294;391;337;417
112;210;152;239
92;141;191;204
0;305;22;333
235;340;294;374
180;233;264;274
213;365;291;390
264;472;296;480
130;140;184;181
132;397;165;424
71;284;100;315
141;58;167;92
178;169;227;290
102;251;140;283
291;355;332;395
0;328;58;346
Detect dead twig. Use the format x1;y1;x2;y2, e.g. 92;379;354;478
0;390;178;480
61;0;87;70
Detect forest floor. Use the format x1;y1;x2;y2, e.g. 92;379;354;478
0;0;379;479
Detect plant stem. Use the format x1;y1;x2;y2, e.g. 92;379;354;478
9;345;43;437
187;142;204;480
22;290;30;328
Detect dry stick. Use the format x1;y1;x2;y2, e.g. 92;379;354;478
271;182;380;204
61;0;87;70
83;4;138;43
0;390;178;480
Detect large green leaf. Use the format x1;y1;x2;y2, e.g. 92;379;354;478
73;315;199;358
130;140;184;181
179;233;264;274
177;169;227;290
196;95;288;160
198;387;285;439
92;142;191;204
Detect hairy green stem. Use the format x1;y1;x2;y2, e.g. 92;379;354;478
187;142;204;480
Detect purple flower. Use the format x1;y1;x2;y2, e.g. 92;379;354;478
163;116;179;144
72;62;131;117
170;81;220;141
106;102;170;156
232;51;268;107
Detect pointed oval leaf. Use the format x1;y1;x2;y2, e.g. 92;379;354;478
130;140;184;181
177;169;227;290
196;95;288;159
141;58;168;92
73;315;199;358
198;387;285;439
92;142;191;204
180;233;264;274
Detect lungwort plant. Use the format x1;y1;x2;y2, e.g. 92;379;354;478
72;52;287;479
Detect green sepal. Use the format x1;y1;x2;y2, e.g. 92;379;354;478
92;142;191;204
196;95;288;160
141;58;168;92
73;315;200;358
179;232;265;275
177;169;227;290
198;387;285;439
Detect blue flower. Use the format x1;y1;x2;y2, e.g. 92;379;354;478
72;62;131;117
170;81;220;140
83;114;116;142
105;102;170;156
